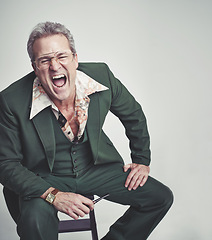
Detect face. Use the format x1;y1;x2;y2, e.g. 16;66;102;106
32;34;78;104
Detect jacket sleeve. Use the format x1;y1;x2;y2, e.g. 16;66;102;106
106;64;151;166
0;93;51;199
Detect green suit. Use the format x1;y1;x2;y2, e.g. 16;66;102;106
0;63;173;240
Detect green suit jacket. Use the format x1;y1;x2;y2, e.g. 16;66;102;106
0;63;150;201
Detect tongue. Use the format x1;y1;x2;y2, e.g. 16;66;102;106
53;78;66;87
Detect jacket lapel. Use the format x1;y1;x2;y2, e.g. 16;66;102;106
32;107;55;171
86;93;100;163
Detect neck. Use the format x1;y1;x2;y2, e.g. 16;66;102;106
51;87;76;119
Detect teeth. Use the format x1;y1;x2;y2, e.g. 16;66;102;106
52;74;65;79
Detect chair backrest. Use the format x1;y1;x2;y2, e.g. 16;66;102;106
58;195;98;240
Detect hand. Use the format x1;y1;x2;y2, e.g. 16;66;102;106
53;192;94;220
123;163;150;191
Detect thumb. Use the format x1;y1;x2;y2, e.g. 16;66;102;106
123;164;131;172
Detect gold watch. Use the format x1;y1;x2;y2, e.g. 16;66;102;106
45;189;59;204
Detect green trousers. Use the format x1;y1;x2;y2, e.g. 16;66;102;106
16;163;173;240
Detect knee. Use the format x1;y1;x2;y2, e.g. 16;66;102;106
153;182;174;211
18;198;58;236
145;178;174;209
160;185;174;209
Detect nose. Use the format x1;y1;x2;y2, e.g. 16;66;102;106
49;58;61;71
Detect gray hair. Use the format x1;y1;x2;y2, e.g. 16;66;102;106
27;21;77;61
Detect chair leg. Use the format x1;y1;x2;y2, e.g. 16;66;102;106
89;209;98;240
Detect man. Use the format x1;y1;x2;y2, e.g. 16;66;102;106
0;22;173;240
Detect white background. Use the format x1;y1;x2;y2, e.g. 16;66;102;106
0;0;212;239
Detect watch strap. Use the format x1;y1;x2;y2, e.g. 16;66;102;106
51;188;59;196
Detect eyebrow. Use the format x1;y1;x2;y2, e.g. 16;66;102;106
36;51;70;60
38;52;55;58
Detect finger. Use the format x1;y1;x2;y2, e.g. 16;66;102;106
66;203;89;219
80;203;92;214
73;206;87;218
140;175;149;187
123;164;131;172
125;168;140;189
124;169;136;188
80;196;94;211
132;175;146;190
68;210;80;220
128;172;142;191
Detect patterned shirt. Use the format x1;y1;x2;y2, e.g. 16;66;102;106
30;70;108;142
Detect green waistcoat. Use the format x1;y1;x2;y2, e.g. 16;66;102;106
52;116;93;177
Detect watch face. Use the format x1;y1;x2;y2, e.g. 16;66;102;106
46;193;55;204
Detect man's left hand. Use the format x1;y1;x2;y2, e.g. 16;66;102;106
123;163;150;191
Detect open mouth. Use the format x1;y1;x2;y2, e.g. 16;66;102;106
52;74;67;88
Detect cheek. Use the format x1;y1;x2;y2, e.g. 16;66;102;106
38;75;52;88
69;58;78;72
66;66;77;78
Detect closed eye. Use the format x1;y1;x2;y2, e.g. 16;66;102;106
58;55;68;59
40;58;50;64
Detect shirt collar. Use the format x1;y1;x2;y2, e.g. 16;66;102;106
30;70;108;119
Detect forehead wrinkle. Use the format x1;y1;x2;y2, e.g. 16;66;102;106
37;51;57;59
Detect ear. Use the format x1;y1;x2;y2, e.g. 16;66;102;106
32;62;38;75
74;54;79;69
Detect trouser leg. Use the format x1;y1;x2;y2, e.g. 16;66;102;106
77;163;174;240
101;176;173;240
17;197;59;240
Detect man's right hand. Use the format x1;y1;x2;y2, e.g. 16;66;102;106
53;192;94;220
